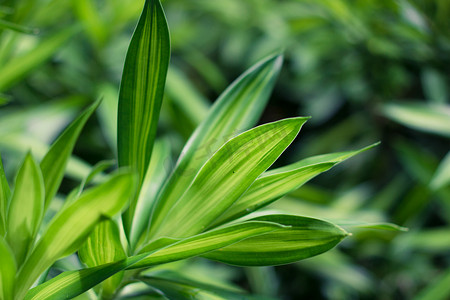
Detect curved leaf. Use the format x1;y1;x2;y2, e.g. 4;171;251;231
203;214;348;266
15;170;137;299
148;53;284;239
151;117;308;239
25;221;283;299
213;143;379;226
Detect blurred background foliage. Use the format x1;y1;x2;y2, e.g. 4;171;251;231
0;0;449;299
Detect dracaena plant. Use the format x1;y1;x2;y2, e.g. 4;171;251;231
0;0;389;299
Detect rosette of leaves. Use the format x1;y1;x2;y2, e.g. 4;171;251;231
0;0;385;299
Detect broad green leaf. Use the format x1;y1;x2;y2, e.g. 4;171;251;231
25;221;282;299
40;99;100;211
0;153;10;236
0;27;77;91
202;214;348;266
16;170;137;298
118;0;170;234
414;269;450;300
152;117;308;239
148;53;283;239
6;153;44;265
79;219;127;298
0;236;15;300
212;143;379;226
130;139;170;249
381;102;450;138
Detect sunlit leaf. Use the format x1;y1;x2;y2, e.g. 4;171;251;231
118;0;170;235
6;153;44;265
25;221;283;299
148;53;284;239
16;170;137;299
203;214;348;266
151;117;308;239
40;99;100;211
212;144;379;226
0;236;15;300
79;219;127;298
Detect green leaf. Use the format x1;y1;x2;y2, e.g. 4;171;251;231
118;0;170;235
430;151;450;190
25;257;143;300
0;27;77;91
15;170;137;299
25;221;282;299
141;275;261;300
381;102;450;138
6;153;44;265
148;53;283;239
0;19;38;34
130;139;170;249
0;236;16;300
212;144;379;227
79;219;127;298
0;153;10;236
414;269;450;300
151;117;308;239
337;221;408;232
133;221;285;268
40;99;100;211
202;214;348;266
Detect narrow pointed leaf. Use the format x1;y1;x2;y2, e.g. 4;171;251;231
213;143;379;226
25;221;282;299
152;117;308;239
0;153;10;236
79;219;127;298
118;0;170;235
149;54;283;239
381;102;450;138
24;256;143;300
6;153;44;265
202;214;348;266
16;170;137;298
132;221;285;268
0;237;16;300
40;99;100;210
0;27;77;91
430;151;450;190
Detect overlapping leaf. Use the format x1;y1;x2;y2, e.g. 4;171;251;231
0;154;10;236
203;214;348;266
15;170;137;299
212;143;379;226
0;237;15;300
148;53;283;239
151;117;308;239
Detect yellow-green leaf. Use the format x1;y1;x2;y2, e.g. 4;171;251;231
6;153;44;265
